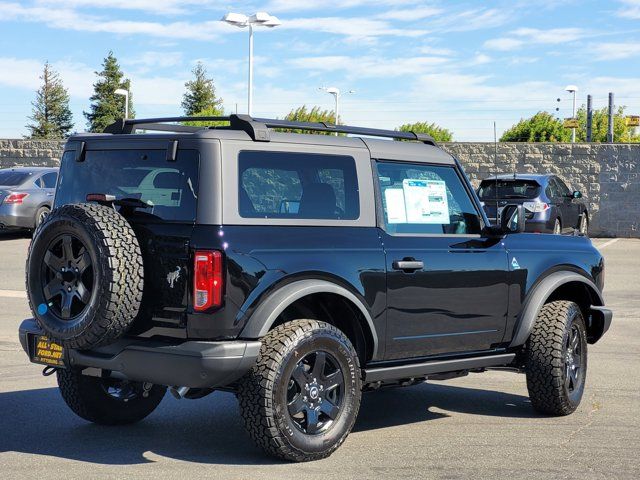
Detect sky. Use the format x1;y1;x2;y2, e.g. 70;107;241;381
0;0;639;141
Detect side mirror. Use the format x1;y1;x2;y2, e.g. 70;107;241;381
500;204;526;234
572;190;582;199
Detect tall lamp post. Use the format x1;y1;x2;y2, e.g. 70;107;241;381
319;86;355;132
222;12;281;116
114;88;129;119
565;85;578;143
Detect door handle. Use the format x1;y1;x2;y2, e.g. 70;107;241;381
392;259;424;271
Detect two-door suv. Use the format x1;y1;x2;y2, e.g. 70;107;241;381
19;115;612;462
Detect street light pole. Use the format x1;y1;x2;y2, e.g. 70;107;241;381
114;88;129;119
319;87;355;134
565;85;578;143
222;12;281;117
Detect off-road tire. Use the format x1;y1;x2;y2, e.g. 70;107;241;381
57;368;166;425
237;320;362;462
27;203;144;349
525;300;587;416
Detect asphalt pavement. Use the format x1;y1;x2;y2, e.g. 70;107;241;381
0;231;638;479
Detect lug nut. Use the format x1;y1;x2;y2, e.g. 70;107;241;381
303;396;307;402
67;287;72;292
61;267;65;272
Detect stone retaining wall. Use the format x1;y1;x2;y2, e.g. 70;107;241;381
1;139;637;237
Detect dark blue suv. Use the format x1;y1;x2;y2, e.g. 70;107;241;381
478;174;589;236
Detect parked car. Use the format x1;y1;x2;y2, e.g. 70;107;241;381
0;167;58;232
477;174;589;235
19;115;610;462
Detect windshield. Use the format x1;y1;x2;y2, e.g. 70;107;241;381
478;179;540;200
55;149;199;222
0;170;30;186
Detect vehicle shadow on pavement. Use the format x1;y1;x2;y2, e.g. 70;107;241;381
0;230;30;240
0;382;535;465
354;381;536;432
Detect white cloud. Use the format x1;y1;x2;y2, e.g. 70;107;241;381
280;16;428;39
592;42;640;60
376;6;443;21
34;0;215;15
418;46;456;56
288;55;449;78
512;27;586;44
615;0;640;19
125;51;184;70
0;1;229;40
484;38;524;51
265;0;415;13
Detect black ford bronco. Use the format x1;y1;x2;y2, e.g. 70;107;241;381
19;115;612;462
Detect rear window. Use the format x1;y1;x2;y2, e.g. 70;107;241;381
0;170;30;186
55;149;199;222
478;179;540;200
239;151;359;220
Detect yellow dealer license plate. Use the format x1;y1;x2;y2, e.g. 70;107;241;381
32;335;66;367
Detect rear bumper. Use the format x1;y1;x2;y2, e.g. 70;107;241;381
19;319;261;388
0;202;36;228
589;306;613;343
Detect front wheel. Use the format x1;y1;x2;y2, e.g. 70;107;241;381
237;320;362;462
57;369;166;425
525;301;587;416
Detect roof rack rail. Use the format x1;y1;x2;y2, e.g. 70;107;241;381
103;114;437;146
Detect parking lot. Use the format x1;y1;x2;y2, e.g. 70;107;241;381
0;231;638;479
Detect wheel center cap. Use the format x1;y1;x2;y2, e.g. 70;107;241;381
62;270;76;283
309;386;319;400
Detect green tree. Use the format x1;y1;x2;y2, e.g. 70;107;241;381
181;62;223;116
26;62;74;139
182;106;228;127
84;51;134;132
575;105;640;143
500;111;569;142
280;105;337;135
396;121;453;142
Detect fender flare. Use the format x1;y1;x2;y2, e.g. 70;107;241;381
509;271;604;348
240;279;379;360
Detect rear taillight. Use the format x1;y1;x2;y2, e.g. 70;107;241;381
523;201;549;213
193;250;224;311
3;193;28;205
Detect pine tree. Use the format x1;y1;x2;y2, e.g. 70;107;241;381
181;62;223;116
26;62;74;139
84;51;134;132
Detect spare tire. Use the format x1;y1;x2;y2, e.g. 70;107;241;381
26;203;144;350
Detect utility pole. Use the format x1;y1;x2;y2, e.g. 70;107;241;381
586;94;593;142
607;92;614;143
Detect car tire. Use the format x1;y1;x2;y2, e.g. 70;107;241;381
579;214;589;236
34;206;50;229
237;319;362;462
553;218;562;235
525;300;587;416
26;203;144;350
57;368;166;425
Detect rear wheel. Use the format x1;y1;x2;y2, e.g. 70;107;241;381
237;320;362;462
57;369;166;425
525;300;587;415
579;214;589;236
34;206;49;229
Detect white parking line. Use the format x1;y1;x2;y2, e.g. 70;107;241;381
0;290;27;299
596;238;620;250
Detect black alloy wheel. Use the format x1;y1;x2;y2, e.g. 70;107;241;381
286;350;346;435
41;234;94;320
564;323;584;394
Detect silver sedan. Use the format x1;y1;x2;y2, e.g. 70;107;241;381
0;167;58;231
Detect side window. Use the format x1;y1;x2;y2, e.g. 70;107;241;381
41;172;58;189
238;151;359;220
547;178;561;199
376;162;481;235
555;177;571;197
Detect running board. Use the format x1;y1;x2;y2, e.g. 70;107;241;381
364;353;516;383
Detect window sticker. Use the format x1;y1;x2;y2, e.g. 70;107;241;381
402;179;450;224
384;188;407;223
